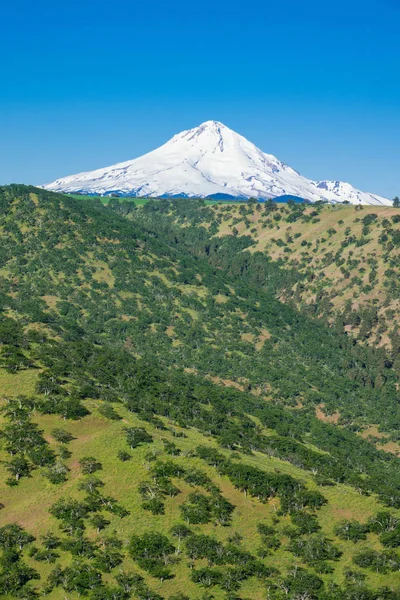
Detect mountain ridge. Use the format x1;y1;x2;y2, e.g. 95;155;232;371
43;121;391;206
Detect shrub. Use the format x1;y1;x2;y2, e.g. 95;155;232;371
117;450;132;462
51;429;75;444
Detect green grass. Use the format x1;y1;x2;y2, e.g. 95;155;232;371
1;398;398;598
0;368;39;398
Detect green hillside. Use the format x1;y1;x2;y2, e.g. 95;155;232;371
157;199;400;357
0;186;399;600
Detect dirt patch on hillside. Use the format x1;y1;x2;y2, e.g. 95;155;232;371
315;404;340;424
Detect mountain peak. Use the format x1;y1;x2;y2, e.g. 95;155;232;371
43;123;391;206
199;120;226;128
173;120;233;149
177;120;232;153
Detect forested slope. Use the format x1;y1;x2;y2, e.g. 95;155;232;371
0;186;399;600
156;199;400;356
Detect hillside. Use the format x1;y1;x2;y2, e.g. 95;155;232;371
0;186;399;600
150;199;400;365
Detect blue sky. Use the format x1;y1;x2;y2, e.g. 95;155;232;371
1;0;399;198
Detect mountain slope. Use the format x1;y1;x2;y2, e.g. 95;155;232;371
1;186;400;600
153;199;400;366
43;121;391;206
1;185;399;435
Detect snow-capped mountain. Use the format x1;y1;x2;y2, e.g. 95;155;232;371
43;121;391;205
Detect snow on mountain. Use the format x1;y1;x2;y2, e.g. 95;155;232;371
43;121;391;206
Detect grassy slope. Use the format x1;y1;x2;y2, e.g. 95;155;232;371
206;203;400;347
1;376;398;599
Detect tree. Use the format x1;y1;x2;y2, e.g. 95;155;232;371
163;440;181;456
115;572;145;594
44;461;69;484
212;494;234;526
367;511;399;533
59;398;90;419
0;525;35;550
129;532;176;579
353;549;400;574
393;197;400;208
141;498;165;515
0;317;23;345
98;403;122;421
185;534;223;563
291;511;321;535
41;533;61;550
49;498;88;534
264;198;278;212
289;534;342;565
58;445;72;460
0;559;40;596
33;548;59;564
170;524;192;541
115;572;163;600
78;476;104;494
180;493;212;524
90;514;111;533
93;548;123;573
90;585;128;600
60;535;97;558
334;520;368;542
280;566;323;597
46;561;102;595
380;528;400;548
191;567;222;587
3;456;31;483
0;345;32;372
79;456;102;474
124;427;153;449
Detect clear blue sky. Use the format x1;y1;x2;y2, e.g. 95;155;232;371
1;0;399;198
